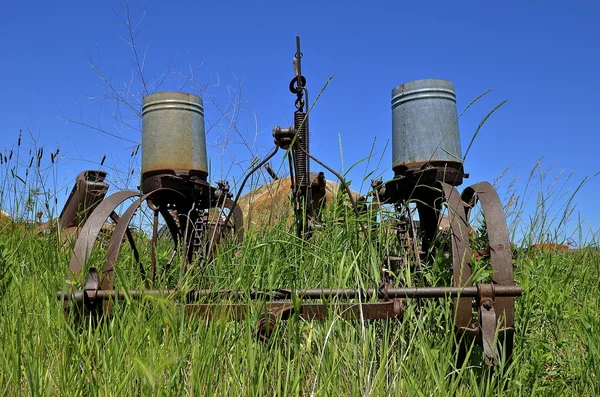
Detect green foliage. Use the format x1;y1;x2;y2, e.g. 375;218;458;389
1;122;598;395
0;192;599;395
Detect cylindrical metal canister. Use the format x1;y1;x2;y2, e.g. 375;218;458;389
142;92;208;180
391;79;462;175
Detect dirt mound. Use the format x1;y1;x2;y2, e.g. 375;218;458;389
237;174;361;229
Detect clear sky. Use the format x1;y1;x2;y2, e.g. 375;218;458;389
1;1;599;242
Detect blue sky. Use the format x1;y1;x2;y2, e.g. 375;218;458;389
1;1;599;242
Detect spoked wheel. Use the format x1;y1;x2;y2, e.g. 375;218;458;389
438;181;515;366
64;189;183;314
460;182;515;364
379;180;515;366
99;188;185;292
63;189;244;316
66;190;148;290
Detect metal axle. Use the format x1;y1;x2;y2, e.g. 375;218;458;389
57;285;522;303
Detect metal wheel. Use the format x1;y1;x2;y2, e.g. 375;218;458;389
460;182;515;364
439;181;515;365
63;188;244;316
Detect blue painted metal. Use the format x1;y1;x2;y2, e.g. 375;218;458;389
391;79;462;173
142;92;208;179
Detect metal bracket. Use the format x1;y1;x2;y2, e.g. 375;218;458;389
477;283;499;366
256;303;295;341
83;267;101;315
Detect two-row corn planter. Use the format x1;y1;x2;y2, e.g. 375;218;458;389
58;37;520;366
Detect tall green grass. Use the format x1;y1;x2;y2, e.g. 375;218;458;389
0;129;62;224
0;178;598;395
1;131;599;395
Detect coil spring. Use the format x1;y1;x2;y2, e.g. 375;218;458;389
293;111;309;188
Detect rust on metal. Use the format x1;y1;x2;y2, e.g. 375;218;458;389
59;170;109;229
478;283;500;365
462;182;515;330
185;300;404;322
440;182;474;331
67;190;139;286
58;285;522;303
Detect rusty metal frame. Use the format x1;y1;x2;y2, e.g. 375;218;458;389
58;282;521;348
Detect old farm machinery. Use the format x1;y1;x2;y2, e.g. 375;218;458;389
58;37;521;366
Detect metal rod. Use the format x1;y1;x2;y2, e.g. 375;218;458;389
57;285;522;302
265;163;279;180
222;145;279;230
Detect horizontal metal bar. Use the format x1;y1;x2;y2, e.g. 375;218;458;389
185;300;405;321
57;285;522;303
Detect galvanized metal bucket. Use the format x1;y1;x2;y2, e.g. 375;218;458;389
391;79;462;175
142;92;208;180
